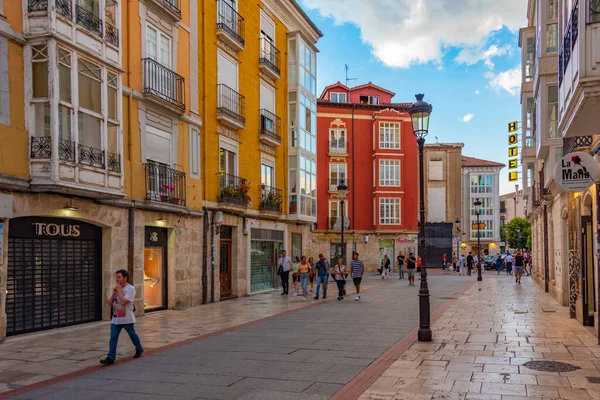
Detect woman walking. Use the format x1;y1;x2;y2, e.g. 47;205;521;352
291;256;300;296
308;256;316;293
495;253;503;275
333;258;346;300
298;255;311;300
514;250;525;284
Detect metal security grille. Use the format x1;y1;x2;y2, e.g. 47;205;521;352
7;238;101;336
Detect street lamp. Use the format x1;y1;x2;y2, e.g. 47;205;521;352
409;93;433;342
473;198;483;282
337;180;348;263
455;218;461;268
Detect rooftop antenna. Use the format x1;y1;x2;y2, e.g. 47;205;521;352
345;64;357;87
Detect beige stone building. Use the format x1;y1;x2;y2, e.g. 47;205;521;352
499;188;526;225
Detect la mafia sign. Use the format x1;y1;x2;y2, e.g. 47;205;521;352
555;152;599;192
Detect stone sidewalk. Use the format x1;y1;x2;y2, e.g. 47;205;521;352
358;274;600;400
0;272;470;399
0;277;389;394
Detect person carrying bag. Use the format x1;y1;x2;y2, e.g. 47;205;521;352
332;257;347;301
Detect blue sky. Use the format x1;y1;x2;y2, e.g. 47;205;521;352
300;0;527;195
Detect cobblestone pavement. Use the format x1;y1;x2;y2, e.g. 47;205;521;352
0;272;470;399
359;274;600;400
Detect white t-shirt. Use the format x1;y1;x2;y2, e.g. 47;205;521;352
333;264;346;280
110;284;136;325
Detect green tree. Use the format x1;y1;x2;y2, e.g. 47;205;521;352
500;223;507;243
506;217;531;251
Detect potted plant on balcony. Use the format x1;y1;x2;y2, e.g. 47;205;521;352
234;180;251;206
161;183;175;203
261;188;282;211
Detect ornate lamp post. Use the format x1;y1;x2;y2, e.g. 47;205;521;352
408;93;433;342
455;218;461;265
474;198;483;282
337;180;348;262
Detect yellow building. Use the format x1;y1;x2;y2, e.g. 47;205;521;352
199;0;321;299
0;0;203;340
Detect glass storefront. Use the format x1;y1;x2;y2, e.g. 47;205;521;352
250;229;283;292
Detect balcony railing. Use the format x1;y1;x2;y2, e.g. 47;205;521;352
260;109;281;143
145;161;186;206
259;185;282;213
28;0;48;12
57;0;72;18
59;139;75;162
30;136;51;159
216;0;245;48
328;140;347;154
559;0;579;86
499;208;507;214
142;58;185;112
217;84;245;124
157;0;181;16
219;172;249;207
329;178;349;191
106;22;119;46
259;38;281;76
76;4;103;38
78;144;105;168
107;152;121;173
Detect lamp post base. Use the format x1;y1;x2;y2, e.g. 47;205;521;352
418;329;433;342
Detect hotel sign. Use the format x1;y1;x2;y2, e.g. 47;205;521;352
555;152;598;192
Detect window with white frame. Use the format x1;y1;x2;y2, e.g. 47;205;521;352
379;198;401;225
329;164;346;189
298;39;316;95
525;97;535;147
469;175;493;194
330;92;346;103
548;86;560;138
470;197;494;217
379;160;400;186
261;163;275;187
329;200;348;228
360;95;379;105
31;43;50;138
300;155;316;217
525;37;535;82
78;58;103;151
299;93;316;154
329;128;346;152
379;122;400;149
146;25;171;67
546;0;558;54
470;218;494;240
189;127;200;178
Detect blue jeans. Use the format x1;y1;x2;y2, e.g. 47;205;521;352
299;273;309;297
316;275;328;297
108;323;143;361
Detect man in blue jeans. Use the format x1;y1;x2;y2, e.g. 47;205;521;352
100;269;143;365
314;254;329;299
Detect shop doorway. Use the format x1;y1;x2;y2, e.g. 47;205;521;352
581;216;595;326
250;229;283;292
219;226;233;299
6;217;102;336
144;227;168;311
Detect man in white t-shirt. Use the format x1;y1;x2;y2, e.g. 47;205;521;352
100;269;144;365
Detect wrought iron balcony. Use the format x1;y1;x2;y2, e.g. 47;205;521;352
216;0;245;51
107;152;121;173
328;178;349;192
106;23;119;46
57;0;72;18
260;185;282;213
217;84;245;128
142;58;185;112
559;0;579;86
328;140;347;154
592;0;600;23
259;38;281;78
219;172;249;207
28;0;48;12
76;4;103;38
259;109;281;146
152;0;181;18
78;144;105;169
30;137;51;159
145;161;186;206
59;139;75;162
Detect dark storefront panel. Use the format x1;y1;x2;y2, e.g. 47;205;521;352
424;222;452;268
7;217;102;336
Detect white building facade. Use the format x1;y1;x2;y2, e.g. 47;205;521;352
460;157;504;257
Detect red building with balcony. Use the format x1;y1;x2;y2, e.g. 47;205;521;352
316;82;419;269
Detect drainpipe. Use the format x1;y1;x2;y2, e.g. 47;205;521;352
128;207;134;278
351;104;355;249
200;0;209;305
202;207;208;304
127;0;134;283
210;215;215;303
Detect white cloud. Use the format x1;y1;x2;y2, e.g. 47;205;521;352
462;113;474;122
486;66;521;95
301;0;526;68
455;44;513;69
475;90;480;95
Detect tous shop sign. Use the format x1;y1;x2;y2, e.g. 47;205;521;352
555;152;599;192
